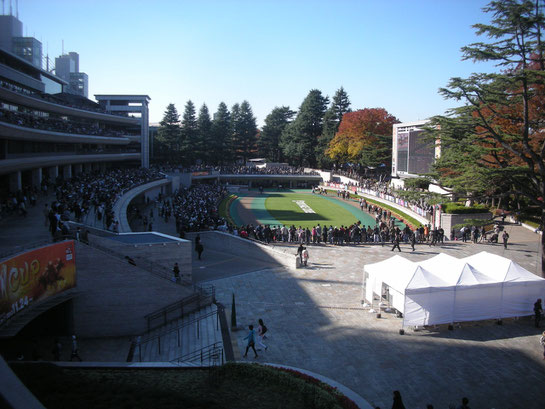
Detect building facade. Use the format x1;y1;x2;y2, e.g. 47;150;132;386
391;120;439;178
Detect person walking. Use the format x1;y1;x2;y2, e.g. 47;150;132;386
195;235;204;260
302;248;309;266
456;397;471;409
256;318;268;351
173;262;180;282
534;298;543;328
391;233;401;252
243;325;258;358
391;390;406;409
410;231;416;252
539;331;545;360
502;230;509;249
296;243;305;265
70;335;82;361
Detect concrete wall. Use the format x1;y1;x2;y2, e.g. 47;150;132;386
88;234;192;282
440;212;493;234
186;231;298;270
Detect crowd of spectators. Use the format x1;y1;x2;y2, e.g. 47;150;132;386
0;107;136;138
167;183;227;233
0;185;41;220
327;172;435;220
52;168;163;232
218;166;319;175
1;80;127;117
152;164;320;176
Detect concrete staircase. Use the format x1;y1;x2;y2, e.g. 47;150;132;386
135;304;223;364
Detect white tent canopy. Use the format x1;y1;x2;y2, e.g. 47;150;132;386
364;252;545;327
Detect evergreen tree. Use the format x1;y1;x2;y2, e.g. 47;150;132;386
280;89;329;167
156;103;181;161
317;87;351;168
428;0;545;275
181;100;198;165
211;102;231;165
231;103;242;162
259;106;296;162
197;103;213;164
235;101;258;162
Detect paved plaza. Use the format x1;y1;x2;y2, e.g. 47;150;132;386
2;196;545;409
207;225;545;409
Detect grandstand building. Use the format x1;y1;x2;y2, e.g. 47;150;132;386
0;46;150;195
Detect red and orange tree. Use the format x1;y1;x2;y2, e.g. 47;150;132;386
326;108;399;167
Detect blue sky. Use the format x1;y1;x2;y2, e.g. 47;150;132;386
14;0;496;126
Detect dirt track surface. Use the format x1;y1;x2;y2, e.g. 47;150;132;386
234;193;259;226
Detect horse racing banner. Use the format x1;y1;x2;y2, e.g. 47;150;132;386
0;241;76;325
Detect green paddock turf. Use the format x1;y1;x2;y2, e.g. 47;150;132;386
231;191;390;229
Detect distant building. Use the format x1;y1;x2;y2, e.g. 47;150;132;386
0;14;22;51
391;120;439;178
0;14;42;68
55;52;89;98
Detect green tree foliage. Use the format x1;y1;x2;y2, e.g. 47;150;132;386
181;100;198;164
234;101;258;163
428;0;545;275
212;102;231;165
280;89;329;167
230;103;241;163
317;87;352;168
156;103;181;160
259;106;296;162
197;104;212;164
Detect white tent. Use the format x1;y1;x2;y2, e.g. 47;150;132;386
363;252;545;327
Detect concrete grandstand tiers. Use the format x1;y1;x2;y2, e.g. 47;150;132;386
95;95;151;168
0;46;151;194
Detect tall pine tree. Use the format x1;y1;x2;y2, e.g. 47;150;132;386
212;102;231;165
231;103;242;162
236;101;258;162
156;103;181;161
259;106;296;162
317;87;351;168
428;0;545;276
181;100;198;165
280;89;329;167
197;103;212;164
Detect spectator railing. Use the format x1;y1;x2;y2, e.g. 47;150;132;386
144;284;216;332
170;342;224;366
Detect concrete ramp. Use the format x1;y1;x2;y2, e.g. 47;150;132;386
186;231;296;282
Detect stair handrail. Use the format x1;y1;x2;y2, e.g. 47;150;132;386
140;308;218;346
144;284;215;331
170;342;224;366
136;307;220;361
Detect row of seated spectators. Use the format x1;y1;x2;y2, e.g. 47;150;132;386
0;107;136;138
0;80;127;117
